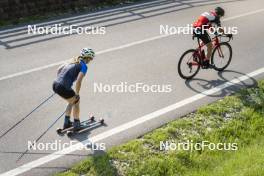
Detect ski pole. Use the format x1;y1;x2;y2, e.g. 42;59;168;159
16;109;66;162
0;93;55;139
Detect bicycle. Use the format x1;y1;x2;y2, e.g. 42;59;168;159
178;33;233;79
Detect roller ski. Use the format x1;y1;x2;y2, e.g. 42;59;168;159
66;118;104;137
56;116;95;135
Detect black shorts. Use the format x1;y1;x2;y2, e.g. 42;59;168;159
193;28;211;45
52;82;75;99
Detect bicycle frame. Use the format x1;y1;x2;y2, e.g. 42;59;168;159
190;35;224;66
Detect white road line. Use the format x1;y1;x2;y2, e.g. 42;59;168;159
1;8;264;176
0;35;168;81
223;8;264;21
1;8;264;82
1;67;264;176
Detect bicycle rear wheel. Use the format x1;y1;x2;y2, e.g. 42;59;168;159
178;49;200;79
211;42;232;71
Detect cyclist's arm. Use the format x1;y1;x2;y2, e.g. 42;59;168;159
211;17;225;34
213;19;225;34
215;18;231;36
75;63;87;95
75;72;85;95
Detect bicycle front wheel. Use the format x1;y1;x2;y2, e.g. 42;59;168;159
178;49;200;79
211;42;232;71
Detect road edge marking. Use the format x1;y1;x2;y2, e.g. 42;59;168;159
1;67;264;176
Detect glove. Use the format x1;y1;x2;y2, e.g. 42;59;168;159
227;34;233;38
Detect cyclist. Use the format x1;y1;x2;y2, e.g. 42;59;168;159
193;7;231;68
52;48;95;130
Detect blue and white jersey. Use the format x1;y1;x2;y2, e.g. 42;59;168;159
55;60;87;89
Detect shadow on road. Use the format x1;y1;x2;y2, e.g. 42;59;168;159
184;70;257;97
67;121;108;142
0;0;247;49
0;121;111;175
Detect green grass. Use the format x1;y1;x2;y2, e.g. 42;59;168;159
56;80;264;176
187;135;264;176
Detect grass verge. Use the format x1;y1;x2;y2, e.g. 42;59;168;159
56;80;264;176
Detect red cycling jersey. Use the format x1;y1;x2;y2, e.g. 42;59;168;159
193;11;221;29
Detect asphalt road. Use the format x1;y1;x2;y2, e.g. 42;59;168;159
0;0;264;175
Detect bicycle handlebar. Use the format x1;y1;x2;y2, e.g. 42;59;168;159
192;33;233;42
212;32;233;42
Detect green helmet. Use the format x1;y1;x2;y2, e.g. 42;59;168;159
80;48;95;59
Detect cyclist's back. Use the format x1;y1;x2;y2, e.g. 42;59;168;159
55;61;87;90
193;11;221;29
